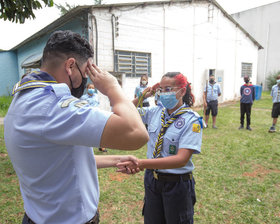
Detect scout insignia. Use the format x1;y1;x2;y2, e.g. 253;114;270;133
192;123;201;133
174;117;185;129
169;145;176;154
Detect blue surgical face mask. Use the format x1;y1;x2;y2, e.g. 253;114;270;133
88;89;95;95
277;79;280;84
159;92;179;109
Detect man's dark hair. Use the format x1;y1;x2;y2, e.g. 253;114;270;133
42;30;94;67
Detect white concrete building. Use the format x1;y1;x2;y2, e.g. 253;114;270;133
232;1;280;90
89;0;262;110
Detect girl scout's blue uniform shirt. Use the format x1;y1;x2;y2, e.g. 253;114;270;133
81;92;99;107
4;72;112;224
135;85;149;104
139;104;202;174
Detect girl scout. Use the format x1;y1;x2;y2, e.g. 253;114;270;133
121;72;203;223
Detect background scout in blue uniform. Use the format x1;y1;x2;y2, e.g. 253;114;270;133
269;75;280;133
81;83;99;107
239;75;255;131
135;74;150;107
4;30;148;224
81;83;107;152
120;72;203;224
203;75;221;128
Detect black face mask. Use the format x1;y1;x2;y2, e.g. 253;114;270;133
71;77;87;98
209;79;215;84
69;63;87;98
244;79;249;84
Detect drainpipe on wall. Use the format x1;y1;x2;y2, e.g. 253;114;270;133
192;5;196;90
111;14;116;72
263;23;270;89
92;14;98;66
162;4;166;74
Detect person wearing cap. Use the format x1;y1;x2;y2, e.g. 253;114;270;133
4;30;148;224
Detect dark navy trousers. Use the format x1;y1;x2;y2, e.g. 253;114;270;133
143;169;196;224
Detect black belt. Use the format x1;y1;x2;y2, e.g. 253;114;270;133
152;170;192;182
25;211;99;224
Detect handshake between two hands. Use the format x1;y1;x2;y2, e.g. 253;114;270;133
116;156;144;175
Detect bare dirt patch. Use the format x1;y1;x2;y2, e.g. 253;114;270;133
108;172;130;182
242;164;280;178
0;153;8;157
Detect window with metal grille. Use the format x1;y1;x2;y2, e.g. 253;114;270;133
114;50;151;77
241;62;252;77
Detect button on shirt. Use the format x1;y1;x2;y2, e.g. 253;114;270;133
271;84;280;103
4;72;112;224
204;83;221;102
81;93;99;107
139;104;202;174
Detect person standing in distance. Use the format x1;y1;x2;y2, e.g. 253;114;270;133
268;75;280;133
4;30;148;224
239;75;255;131
135;74;150;107
81;83;99;107
81;83;108;152
203;75;221;128
120;72;203;224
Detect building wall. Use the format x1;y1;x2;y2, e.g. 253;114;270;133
0;51;18;96
232;1;280;89
91;1;259;110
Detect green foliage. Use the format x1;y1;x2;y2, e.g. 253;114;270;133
0;0;54;23
266;70;280;90
94;0;103;5
0;96;12;117
55;2;76;16
0;92;279;223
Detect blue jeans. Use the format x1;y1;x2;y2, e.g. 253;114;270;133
143;169;196;224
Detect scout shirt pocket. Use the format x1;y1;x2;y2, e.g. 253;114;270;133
164;133;180;156
148;124;159;142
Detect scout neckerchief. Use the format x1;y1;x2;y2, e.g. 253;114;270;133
153;105;190;158
12;71;57;95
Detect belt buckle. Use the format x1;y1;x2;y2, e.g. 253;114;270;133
153;171;158;180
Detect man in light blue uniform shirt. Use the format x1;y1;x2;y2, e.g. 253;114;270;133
203;75;221;128
269;75;280;132
4;30;148;224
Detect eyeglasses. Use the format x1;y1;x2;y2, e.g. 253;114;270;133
157;86;180;93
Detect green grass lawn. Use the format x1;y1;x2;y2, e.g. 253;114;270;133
1;92;279;223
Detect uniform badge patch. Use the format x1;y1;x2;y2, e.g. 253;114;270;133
174;117;185;129
244;87;252;95
192;123;201;133
169;145;176;154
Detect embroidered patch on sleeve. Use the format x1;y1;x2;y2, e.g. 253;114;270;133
192;123;201;133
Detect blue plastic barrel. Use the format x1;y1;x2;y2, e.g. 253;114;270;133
254;85;262;100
